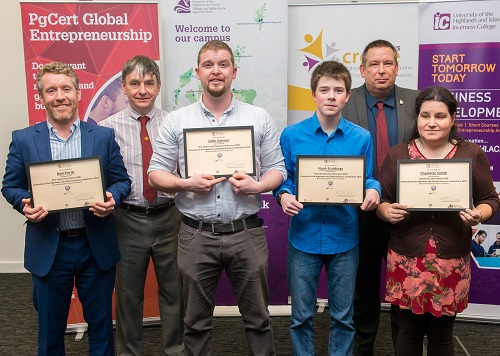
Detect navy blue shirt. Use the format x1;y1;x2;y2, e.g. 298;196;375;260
471;239;485;257
275;113;380;255
487;241;500;255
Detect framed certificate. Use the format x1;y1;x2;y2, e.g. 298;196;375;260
26;157;105;212
183;126;256;178
296;155;366;205
397;159;472;211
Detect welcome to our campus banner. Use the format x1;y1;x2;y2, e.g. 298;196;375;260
419;0;500;310
161;0;288;133
20;1;160;126
20;1;161;328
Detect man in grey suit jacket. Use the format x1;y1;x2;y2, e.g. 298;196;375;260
342;39;419;356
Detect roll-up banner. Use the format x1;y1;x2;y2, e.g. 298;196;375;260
20;1;160;126
419;0;500;321
160;0;289;307
20;0;161;329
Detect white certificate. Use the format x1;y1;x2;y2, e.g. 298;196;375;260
397;159;472;211
183;126;256;178
27;157;105;212
296;155;366;205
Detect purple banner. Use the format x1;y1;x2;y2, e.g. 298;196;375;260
418;43;500;90
215;194;290;305
419;43;500;181
469;256;500;305
418;0;500;310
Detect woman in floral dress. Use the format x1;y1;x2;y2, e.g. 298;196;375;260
376;86;499;355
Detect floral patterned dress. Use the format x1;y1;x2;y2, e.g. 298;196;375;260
385;139;470;317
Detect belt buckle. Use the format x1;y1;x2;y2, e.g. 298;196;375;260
145;206;154;214
66;229;81;238
210;222;236;234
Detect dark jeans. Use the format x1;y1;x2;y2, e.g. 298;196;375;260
288;244;359;356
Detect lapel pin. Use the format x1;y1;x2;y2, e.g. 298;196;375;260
400;99;404;105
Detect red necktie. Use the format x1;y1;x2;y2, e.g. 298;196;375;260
376;101;389;176
139;116;156;202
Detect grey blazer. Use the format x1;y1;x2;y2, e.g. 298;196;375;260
342;84;420;143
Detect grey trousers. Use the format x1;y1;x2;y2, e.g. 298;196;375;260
177;222;276;356
114;206;184;356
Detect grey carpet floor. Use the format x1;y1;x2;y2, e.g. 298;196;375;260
1;273;498;355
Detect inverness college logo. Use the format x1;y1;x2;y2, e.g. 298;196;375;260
434;12;451;30
174;0;190;14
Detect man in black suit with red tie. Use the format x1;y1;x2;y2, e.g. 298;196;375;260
342;39;419;356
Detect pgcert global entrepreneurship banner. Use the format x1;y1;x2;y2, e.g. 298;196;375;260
20;1;161;327
20;1;160;126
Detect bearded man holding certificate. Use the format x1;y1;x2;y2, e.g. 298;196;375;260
148;40;285;356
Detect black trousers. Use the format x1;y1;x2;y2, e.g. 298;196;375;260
353;210;398;356
397;308;455;356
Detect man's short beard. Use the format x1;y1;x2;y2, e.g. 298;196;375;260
48;108;78;125
206;82;227;98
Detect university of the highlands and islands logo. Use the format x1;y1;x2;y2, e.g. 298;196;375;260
174;0;190;14
434;12;451;30
298;29;341;72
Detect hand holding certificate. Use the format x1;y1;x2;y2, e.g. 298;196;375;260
183;126;256;178
27;157;105;212
397;159;472;211
296;155;366;205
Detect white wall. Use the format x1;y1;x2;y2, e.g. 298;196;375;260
0;0;417;272
0;0;30;272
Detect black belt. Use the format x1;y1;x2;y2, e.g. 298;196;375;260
121;201;175;215
182;214;263;234
60;228;86;238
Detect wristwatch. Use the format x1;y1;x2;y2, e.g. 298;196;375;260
276;190;288;207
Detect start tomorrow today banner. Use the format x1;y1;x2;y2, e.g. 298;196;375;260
419;0;500;311
419;0;500;181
